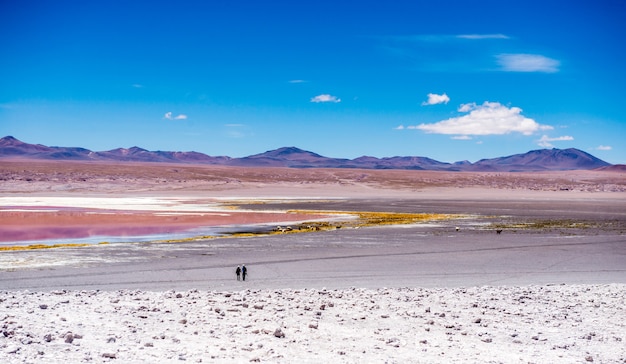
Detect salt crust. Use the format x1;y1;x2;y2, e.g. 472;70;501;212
1;284;624;363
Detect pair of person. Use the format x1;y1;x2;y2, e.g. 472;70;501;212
235;264;247;281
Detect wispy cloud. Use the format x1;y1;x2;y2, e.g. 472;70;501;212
452;135;472;140
422;93;450;105
537;135;574;147
311;94;341;103
132;84;144;88
380;33;513;73
595;145;612;151
496;54;560;73
411;101;553;136
164;112;188;120
394;34;510;42
288;79;307;84
457;34;510;40
224;124;247;138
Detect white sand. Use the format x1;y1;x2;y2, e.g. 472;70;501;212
1;285;624;363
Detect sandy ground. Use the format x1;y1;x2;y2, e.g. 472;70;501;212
1;161;625;362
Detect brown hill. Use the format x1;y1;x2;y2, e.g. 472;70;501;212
0;136;612;172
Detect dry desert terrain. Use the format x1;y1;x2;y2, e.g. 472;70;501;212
1;160;625;363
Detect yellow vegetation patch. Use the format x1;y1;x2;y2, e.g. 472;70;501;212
489;220;598;231
289;210;464;228
0;243;92;251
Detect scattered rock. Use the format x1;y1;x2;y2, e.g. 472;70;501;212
273;328;285;338
65;333;74;343
102;353;117;359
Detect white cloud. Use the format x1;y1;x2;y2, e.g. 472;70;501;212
596;145;612;151
422;93;450;106
289;79;307;83
311;94;341;103
224;124;246;138
457;34;510;40
132;84;144;88
537;135;574;148
394;125;405;130
414;101;553;136
452;135;472;140
497;54;560;73
164;112;188;120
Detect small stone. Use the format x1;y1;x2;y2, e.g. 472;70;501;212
309;321;318;329
585;356;594;362
473;318;482;323
253;304;264;310
65;333;74;343
273;328;285;338
43;333;53;342
39;304;48;310
102;353;117;359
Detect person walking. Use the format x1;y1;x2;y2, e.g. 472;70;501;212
235;265;241;281
241;264;247;281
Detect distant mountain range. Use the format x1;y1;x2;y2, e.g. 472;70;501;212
0;136;614;172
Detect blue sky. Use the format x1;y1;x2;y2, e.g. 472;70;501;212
1;0;625;163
